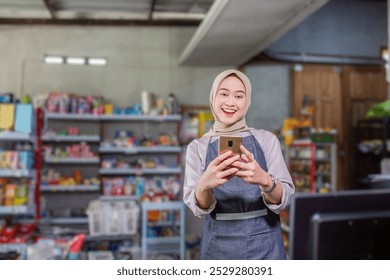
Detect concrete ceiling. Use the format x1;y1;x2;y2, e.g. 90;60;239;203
0;0;214;24
178;0;329;66
0;0;329;66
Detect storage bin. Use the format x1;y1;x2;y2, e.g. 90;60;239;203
87;200;140;236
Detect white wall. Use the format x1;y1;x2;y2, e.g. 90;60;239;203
245;65;291;132
0;25;228;107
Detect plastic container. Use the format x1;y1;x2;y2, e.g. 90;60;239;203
87;200;140;236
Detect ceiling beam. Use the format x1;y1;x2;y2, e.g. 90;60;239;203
0;18;200;26
42;0;56;19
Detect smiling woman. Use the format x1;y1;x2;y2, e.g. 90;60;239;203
213;75;247;126
183;69;295;260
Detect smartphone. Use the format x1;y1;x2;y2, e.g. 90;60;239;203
218;135;242;156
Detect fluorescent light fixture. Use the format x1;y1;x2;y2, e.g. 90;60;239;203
88;57;107;66
66;57;86;65
44;56;64;64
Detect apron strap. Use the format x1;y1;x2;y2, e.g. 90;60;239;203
215;209;268;220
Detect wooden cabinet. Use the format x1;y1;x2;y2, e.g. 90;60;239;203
292;64;387;190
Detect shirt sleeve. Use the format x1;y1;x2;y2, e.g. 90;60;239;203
183;139;217;217
255;130;295;214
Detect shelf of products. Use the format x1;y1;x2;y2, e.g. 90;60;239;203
313;142;337;192
286;143;315;193
0;92;185;259
0;103;39;217
0;102;41;259
40;109;101;228
97;108;183;259
355;117;390;188
286;141;337;193
141;201;185;260
282;140;337;256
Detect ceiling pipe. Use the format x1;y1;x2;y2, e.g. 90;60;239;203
263;50;385;66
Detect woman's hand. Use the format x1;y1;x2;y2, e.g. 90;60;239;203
198;150;240;191
195;150;240;209
231;145;271;187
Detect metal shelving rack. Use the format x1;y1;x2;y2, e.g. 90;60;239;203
354;117;390;188
98;113;184;259
0;107;41;219
313;142;337;192
40;111;101;226
285;142;315;193
285;141;337;193
141;201;185;260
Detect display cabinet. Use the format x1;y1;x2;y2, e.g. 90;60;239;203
354;117;390;188
285;141;337;193
141;201;185;260
286;142;315;193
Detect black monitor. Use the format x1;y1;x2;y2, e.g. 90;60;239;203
289;189;390;260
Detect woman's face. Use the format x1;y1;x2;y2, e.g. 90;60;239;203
213;75;247;126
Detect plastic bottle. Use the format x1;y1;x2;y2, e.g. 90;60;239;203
168;93;180;115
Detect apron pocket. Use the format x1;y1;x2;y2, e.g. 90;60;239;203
205;235;246;260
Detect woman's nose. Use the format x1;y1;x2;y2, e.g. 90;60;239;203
224;96;235;106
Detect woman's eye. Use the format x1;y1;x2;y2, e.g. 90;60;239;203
220;92;228;96
235;95;244;99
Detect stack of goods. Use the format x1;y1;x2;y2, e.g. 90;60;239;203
0;93;33;134
102;176;180;200
45;92;105;115
0;222;36;245
101;157;177;170
41;169;100;187
0;150;34;170
100;130;179;148
43;91;181;116
44;143;98;159
0;179;30;207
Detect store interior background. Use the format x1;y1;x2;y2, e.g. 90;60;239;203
0;0;389;259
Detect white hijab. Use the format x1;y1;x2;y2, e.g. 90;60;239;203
203;69;252;137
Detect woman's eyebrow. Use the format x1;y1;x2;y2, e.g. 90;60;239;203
218;87;229;91
217;88;246;94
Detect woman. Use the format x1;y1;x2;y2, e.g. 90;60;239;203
183;69;295;260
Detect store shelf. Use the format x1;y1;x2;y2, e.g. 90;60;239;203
45;113;100;121
355;118;390;188
99;167;181;175
148;221;180;227
42;134;100;142
0;205;29;215
142;201;183;210
45;157;100;164
86;234;136;242
0;169;33;178
99;146;181;154
99;195;138;201
40;185;100;192
0;243;27;254
99;114;181;122
0;131;35;142
39;217;88;225
141;201;185;260
145;236;181;245
286;142;337;192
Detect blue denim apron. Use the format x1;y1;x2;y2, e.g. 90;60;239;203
199;133;286;260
